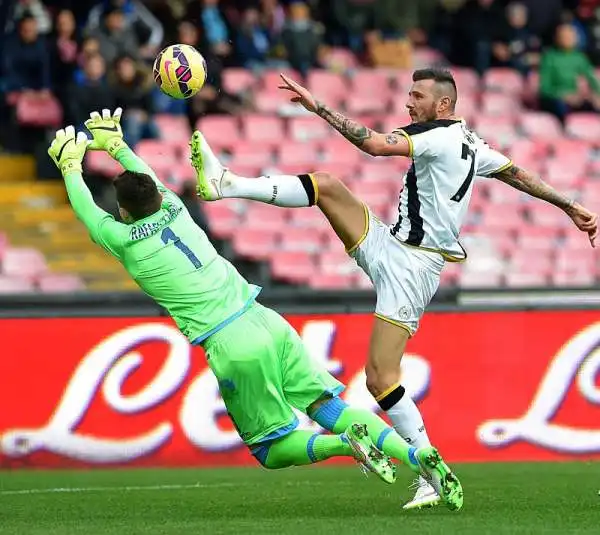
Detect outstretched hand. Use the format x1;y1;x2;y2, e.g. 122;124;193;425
567;202;598;248
48;125;90;175
85;107;127;157
278;73;319;114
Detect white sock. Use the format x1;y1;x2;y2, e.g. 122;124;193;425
221;172;311;207
385;391;431;449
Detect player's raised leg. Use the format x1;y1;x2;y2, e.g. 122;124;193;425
190;131;368;252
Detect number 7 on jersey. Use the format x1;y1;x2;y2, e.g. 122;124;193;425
451;143;476;202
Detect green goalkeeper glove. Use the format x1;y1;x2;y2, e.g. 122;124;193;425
48;126;90;175
85;107;127;158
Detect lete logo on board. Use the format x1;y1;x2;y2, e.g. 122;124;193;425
0;310;598;467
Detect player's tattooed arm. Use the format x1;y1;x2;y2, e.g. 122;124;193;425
315;101;374;147
492;165;574;211
493;164;599;246
315;102;410;157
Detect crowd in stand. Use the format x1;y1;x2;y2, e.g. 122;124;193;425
2;0;600;154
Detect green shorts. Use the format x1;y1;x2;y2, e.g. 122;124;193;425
203;302;344;446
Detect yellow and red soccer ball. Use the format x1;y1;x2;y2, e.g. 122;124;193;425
153;44;207;99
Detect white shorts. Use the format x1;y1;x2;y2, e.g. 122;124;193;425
349;207;445;336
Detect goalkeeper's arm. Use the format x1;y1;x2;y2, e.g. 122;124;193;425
63;169;127;257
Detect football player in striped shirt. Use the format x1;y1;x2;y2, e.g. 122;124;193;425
193;68;598;509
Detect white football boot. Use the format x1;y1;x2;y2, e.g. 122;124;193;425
190;130;227;201
402;476;442;510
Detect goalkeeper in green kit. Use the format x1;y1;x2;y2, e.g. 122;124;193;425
48;108;463;511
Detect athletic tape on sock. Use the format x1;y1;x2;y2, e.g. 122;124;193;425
298;174;317;206
376;384;406;411
375;427;393;450
309;396;349;431
306;433;319;462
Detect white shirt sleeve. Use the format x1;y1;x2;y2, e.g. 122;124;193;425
392;127;439;159
476;143;512;177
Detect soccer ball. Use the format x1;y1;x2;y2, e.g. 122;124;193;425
153;44;207;99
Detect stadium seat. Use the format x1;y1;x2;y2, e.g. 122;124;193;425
565;113;600;141
451;68;480;93
244;204;290;230
289;116;332;141
279;227;325;253
526;203;571;228
306;71;347;105
232;228;279;260
222;68;257;94
155;114;190;142
323;48;359;71
86;150;122;176
260;69;301;90
552;270;596;287
484;68;524;94
350;69;392;97
202;202;241;238
308;272;354;289
473;116;519;147
481;93;520;116
254;89;295;114
509;249;554;273
38;273;85;293
1;247;47;280
547;138;591;161
0;275;35;294
270;251;315;283
519;112;562;140
458;269;502;288
16;93;63;127
504;271;548;287
480;203;525;231
515;227;560;250
242;115;286;143
321;138;363;165
345;94;389;115
358;161;401;182
291;208;331;230
196;116;241;145
381;115;411;133
277;141;321;166
230;141;275;168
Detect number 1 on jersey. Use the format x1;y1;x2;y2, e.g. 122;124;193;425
161;227;202;268
451;143;476;202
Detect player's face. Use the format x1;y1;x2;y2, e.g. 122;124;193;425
406;80;438;123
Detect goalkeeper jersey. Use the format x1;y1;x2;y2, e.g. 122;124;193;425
63;147;260;344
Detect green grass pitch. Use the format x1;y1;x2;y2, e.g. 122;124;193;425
0;462;598;534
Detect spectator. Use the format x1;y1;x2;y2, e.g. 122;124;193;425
87;5;139;65
235;7;273;70
179;181;213;239
12;0;52;35
109;54;159;147
455;0;505;74
51;9;80;98
281;2;324;76
539;23;600;122
327;0;376;53
177;21;244;130
86;0;164;59
260;0;286;37
580;3;600;65
186;0;233;62
3;14;51;95
492;2;540;76
67;53;115;127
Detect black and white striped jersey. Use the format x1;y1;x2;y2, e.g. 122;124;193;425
391;119;512;262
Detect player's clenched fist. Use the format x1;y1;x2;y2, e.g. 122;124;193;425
48;126;90;175
85;107;127;157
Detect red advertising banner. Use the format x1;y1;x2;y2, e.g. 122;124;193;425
0;310;599;468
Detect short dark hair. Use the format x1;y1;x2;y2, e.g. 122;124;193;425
114;171;162;221
412;68;457;109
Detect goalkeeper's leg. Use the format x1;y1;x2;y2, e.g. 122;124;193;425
308;396;420;472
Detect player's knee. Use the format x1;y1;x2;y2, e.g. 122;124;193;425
251;443;274;469
312;171;342;199
365;365;401;398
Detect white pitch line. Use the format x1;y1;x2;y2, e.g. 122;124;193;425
0;482;237;496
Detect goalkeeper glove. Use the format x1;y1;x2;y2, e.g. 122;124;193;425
85;107;127;158
48;126;90;175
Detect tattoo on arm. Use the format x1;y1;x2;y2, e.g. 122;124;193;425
492;165;574;212
385;134;399;145
316;101;373;147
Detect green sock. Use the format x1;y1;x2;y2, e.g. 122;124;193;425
263;430;353;469
316;405;419;471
